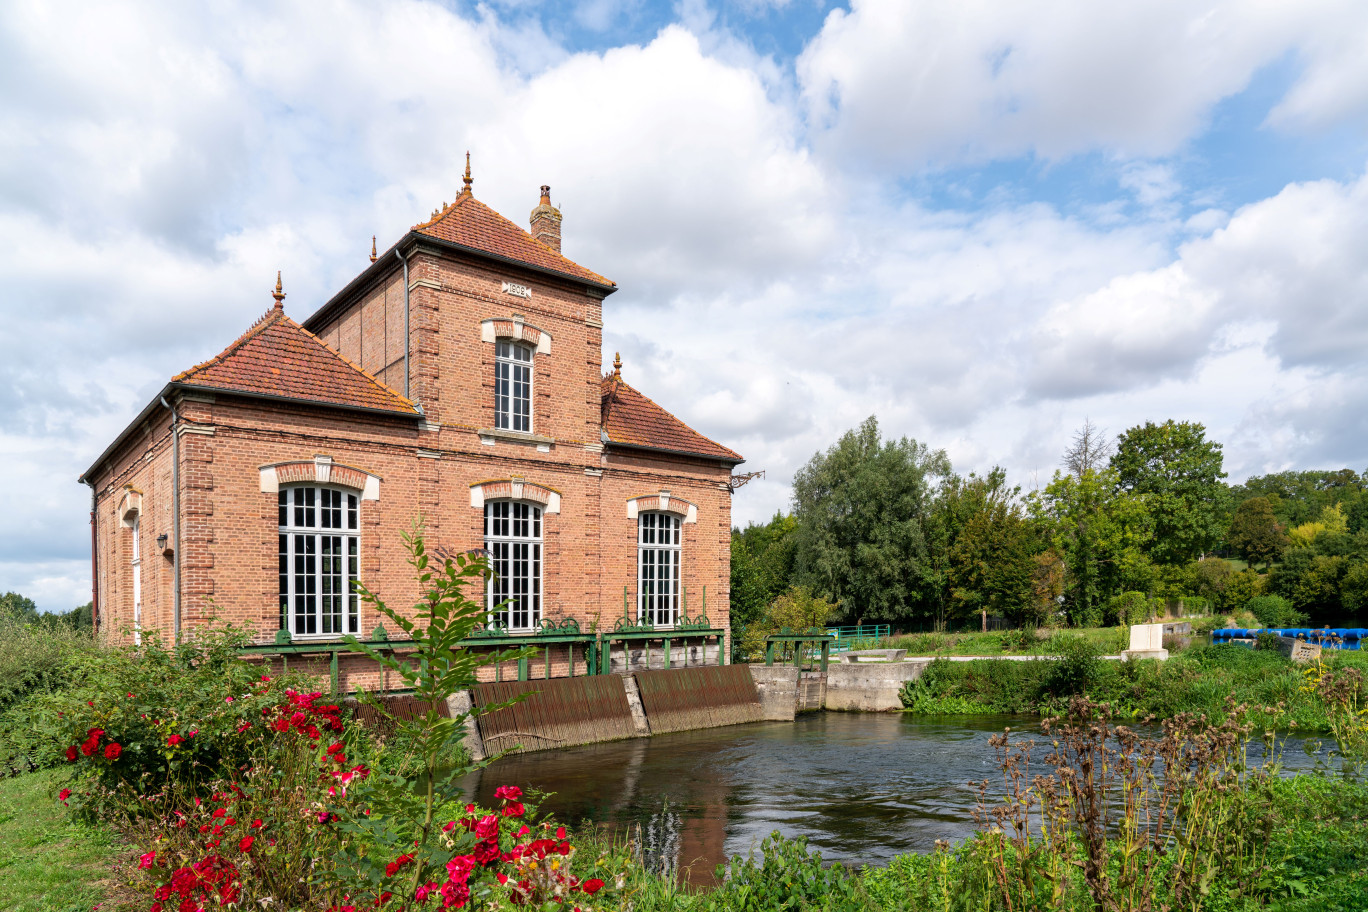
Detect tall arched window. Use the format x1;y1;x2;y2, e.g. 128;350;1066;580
495;340;533;433
638;512;681;626
278;486;359;638
485;500;542;630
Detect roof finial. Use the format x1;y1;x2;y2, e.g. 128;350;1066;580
540;184;551;205
272;271;285;310
462;151;473;195
369;236;377;263
613;352;622;378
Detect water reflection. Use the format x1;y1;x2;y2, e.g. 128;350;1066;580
459;713;1326;881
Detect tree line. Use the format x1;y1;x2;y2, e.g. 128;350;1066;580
731;416;1368;634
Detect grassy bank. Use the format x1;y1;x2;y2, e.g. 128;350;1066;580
901;642;1368;730
0;769;123;912
883;625;1130;656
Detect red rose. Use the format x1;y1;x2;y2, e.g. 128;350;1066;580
166;734;184;747
104;743;122;760
581;878;605;895
139;851;156;869
58;788;71;804
474;815;499;840
65;745;78;762
80;739;97;757
494;785;522;801
239;836;254;853
500;802;524;818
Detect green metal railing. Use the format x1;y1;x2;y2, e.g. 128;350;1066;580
825;624;891;652
765;628;835;672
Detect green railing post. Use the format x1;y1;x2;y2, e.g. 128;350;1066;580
821;640;830;673
765;641;775;666
568;643;575;679
664;637;671;669
544;646;551;679
330;650;339;696
517;656;529;681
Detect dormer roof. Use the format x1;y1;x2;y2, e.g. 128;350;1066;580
413;189;614;289
172;305;420;417
601;372;743;464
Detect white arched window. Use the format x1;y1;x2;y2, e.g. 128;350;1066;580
638;512;681;626
495;340;533;433
278;486;359;638
485;500;542;630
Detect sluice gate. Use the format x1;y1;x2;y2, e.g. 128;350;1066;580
633;665;763;734
473;675;636;754
469;666;764;754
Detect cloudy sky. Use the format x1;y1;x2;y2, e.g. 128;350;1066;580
3;0;1367;611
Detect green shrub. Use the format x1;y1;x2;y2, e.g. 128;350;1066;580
1255;631;1284;652
1107;591;1150;626
706;832;866;911
1247;595;1308;628
0;609;96;714
1043;636;1099;697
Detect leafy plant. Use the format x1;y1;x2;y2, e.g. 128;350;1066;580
1248;595;1307;629
337;521;525;901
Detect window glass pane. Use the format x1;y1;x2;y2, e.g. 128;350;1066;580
278;491;287;527
484;500;542;630
348;494;358;530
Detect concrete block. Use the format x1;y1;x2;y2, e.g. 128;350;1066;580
1128;623;1165;652
445;690;486;762
620;674;651;736
838;649;907;663
824;660;930;712
748;665;800;720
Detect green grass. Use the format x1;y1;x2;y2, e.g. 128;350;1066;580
0;770;122;912
885;626;1129;657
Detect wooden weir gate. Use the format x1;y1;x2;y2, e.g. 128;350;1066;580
471;665;763;754
634;665;763;733
473;675;636;753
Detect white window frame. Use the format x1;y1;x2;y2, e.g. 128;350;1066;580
278;485;360;639
131;514;142;646
485;500;543;631
638;512;681;627
495;339;534;433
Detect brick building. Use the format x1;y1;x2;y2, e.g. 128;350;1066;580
79;166;743;688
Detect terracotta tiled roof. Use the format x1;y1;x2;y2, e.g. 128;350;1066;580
172;306;420;416
413;189;614;288
601;374;742;463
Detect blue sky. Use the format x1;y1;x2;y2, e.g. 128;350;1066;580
2;0;1367;611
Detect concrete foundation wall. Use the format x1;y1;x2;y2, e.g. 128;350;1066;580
824;660;930;712
747;665;800;720
607;643;721;674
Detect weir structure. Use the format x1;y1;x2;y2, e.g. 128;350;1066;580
454;664;764;757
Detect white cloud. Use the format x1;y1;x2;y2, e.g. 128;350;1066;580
797;0;1367;169
1;0;1366;611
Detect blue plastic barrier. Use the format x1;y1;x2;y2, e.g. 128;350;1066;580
1211;628;1365;650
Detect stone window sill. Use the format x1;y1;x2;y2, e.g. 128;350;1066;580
477;428;556;448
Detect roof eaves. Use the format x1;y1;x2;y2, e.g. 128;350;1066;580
303;235;408;332
603;437;745;466
415;232;618;294
79;384;175;485
169;382;425;420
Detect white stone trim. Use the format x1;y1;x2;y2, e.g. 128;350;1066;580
118;489;143;528
626;492;697;524
480;317;552;354
258;459;381;501
469;479;561;514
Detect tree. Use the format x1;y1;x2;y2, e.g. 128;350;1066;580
1064;418;1112;479
1227;496;1288;568
1110;420;1229;565
791;416;951;623
1027;468;1154;627
937;470;1038;626
0;592;39;618
730;513;797;651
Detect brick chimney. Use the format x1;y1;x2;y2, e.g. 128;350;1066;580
529;185;562;253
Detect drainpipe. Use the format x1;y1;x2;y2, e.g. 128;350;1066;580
160;395;182;644
395;247;410;399
85;480;98;634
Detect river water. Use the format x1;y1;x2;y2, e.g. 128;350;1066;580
458;713;1327;880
